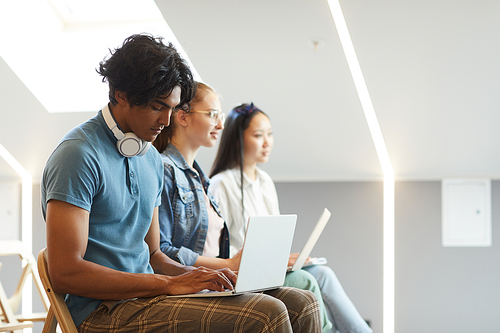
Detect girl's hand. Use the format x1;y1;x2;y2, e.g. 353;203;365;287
227;248;243;271
287;253;311;267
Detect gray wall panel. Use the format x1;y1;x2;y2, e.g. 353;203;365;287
2;180;497;333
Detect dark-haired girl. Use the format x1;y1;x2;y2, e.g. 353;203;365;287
209;103;372;333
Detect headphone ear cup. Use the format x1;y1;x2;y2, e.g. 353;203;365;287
117;133;144;158
102;104;149;158
137;142;151;157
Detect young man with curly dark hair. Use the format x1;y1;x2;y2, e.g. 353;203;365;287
41;34;321;333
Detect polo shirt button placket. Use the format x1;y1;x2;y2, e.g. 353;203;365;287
129;170;138;194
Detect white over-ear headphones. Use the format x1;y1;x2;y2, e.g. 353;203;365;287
102;104;150;157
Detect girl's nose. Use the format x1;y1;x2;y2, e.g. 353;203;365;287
216;118;224;130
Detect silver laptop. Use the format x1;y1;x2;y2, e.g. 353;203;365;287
170;214;297;297
288;208;331;272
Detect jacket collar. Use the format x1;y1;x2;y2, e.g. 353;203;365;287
164;144;190;170
163;144;211;185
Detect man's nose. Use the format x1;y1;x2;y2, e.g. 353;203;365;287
159;110;172;126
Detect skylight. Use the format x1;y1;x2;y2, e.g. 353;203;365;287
0;0;199;113
48;0;164;24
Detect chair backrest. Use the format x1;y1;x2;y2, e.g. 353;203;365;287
37;248;78;333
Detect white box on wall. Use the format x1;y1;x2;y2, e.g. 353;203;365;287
442;179;491;247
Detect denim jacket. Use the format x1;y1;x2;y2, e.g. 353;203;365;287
158;144;229;266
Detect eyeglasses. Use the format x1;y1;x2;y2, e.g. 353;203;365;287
189;110;226;125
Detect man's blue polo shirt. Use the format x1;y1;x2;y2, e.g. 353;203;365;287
41;110;163;327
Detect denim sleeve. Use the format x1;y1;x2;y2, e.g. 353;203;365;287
158;164;199;266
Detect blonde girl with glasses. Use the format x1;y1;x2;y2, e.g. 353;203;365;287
153;82;328;332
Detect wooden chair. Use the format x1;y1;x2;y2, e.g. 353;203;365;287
0;241;50;323
0;240;51;332
0;263;33;332
37;249;78;333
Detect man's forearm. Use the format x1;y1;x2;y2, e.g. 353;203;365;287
51;258;172;300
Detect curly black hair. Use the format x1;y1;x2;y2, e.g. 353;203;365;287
97;34;195;108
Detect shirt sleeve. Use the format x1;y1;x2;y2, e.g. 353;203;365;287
42;138;100;213
154;153;164;208
259;168;281;215
210;174;245;258
269;178;281;215
158;163;200;266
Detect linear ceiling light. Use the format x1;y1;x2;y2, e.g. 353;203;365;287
326;1;395;332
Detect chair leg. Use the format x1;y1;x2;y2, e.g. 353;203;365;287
42;306;58;333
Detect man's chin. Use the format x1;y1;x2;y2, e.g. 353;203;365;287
142;134;157;143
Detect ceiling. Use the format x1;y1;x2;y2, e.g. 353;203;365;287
1;0;499;184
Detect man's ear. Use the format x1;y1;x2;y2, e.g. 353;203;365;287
115;91;129;107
